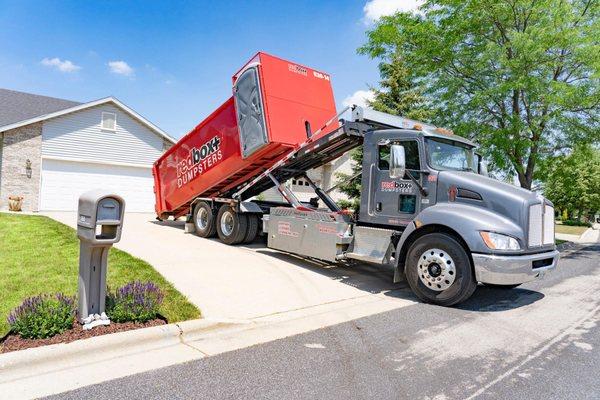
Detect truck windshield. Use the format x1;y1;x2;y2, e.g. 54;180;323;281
426;138;474;171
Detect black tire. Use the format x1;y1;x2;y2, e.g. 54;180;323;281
405;233;477;306
216;205;248;245
483;283;521;289
242;214;260;243
192;201;217;238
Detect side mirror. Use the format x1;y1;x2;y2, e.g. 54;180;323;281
389;144;406;179
478;160;489;177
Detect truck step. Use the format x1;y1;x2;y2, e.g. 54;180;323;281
345;226;395;265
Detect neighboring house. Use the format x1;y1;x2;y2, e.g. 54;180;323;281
0;89;175;212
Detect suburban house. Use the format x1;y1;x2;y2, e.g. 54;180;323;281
0;88;175;212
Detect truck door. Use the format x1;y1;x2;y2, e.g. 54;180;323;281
366;139;423;226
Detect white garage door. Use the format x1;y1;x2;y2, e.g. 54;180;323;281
40;159;155;212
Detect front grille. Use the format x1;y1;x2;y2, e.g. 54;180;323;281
528;204;543;247
543;204;555;245
528;202;554;247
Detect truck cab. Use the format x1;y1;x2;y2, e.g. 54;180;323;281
347;118;558;305
360;128;487;227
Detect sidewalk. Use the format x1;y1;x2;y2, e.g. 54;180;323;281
556;223;600;244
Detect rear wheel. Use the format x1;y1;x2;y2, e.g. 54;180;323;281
405;233;476;306
216;205;248;245
193;201;217;238
242;214;260;243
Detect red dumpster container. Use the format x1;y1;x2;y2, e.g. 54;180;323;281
153;52;337;218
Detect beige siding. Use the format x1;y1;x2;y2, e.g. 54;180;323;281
41;104;164;165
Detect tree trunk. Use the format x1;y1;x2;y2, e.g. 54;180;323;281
516;170;532;189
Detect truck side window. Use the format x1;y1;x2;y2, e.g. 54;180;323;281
378;141;420;174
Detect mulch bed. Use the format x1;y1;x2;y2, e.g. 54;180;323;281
0;318;166;354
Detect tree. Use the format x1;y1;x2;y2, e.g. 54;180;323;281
543;145;600;220
334;57;432;210
369;55;433;121
359;0;600;189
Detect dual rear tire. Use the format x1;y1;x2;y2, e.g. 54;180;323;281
193;202;259;245
193;201;217;238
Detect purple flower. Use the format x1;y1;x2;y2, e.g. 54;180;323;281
106;281;164;323
7;293;76;339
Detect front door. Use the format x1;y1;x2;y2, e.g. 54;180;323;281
366;139;423;227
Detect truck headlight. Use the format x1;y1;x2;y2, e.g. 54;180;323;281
480;231;520;250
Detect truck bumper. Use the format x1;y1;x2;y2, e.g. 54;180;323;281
472;250;559;285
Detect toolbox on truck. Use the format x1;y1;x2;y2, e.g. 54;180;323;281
153;52;338;219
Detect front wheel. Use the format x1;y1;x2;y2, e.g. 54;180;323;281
405;233;476;306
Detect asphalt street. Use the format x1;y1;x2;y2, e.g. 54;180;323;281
45;244;600;400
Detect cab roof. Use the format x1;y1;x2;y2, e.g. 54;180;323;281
351;105;476;148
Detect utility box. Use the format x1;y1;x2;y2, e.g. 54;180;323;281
77;190;125;327
267;208;353;262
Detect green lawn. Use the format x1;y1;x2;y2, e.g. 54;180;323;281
0;213;200;337
555;224;589;236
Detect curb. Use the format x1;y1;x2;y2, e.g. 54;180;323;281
0;318;245;383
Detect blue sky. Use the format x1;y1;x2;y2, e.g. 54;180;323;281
0;1;420;138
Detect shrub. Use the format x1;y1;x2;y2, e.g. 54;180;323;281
7;294;76;339
106;281;164;323
561;220;592;227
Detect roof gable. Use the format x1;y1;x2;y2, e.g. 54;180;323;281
0;93;175;143
0;88;81;127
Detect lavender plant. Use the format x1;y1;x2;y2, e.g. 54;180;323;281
7;293;76;339
106;281;164;323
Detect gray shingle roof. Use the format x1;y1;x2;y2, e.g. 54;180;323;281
0;88;81;128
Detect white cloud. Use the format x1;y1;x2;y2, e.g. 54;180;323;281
342;89;375;108
108;60;134;76
363;0;423;23
40;57;81;73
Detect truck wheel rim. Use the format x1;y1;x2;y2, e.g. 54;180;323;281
197;208;209;230
221;211;234;236
417;248;456;291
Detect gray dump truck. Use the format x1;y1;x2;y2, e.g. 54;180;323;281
189;106;559;306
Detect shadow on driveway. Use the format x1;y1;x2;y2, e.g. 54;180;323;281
257;245;546;313
152;219;548;313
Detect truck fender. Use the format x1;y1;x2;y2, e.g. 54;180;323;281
394;203;523;279
239;201;263;214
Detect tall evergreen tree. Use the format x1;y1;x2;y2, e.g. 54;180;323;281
334;56;432;210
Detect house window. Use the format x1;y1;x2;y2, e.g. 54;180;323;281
101;112;117;131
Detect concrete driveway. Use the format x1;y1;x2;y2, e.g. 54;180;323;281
43;212;404;321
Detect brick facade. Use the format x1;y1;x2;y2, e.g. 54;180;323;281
0;123;42;211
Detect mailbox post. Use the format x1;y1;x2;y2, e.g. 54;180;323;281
77;190;125;329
